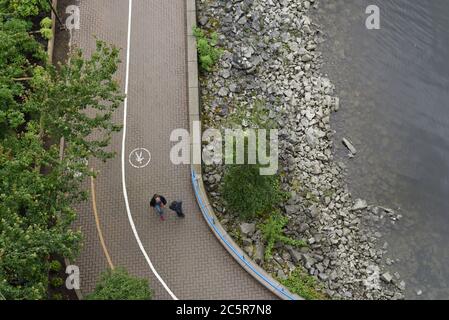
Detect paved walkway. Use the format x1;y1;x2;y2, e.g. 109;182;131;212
72;0;275;300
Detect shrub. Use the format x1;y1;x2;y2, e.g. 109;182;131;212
0;0;50;17
260;211;306;260
39;17;53;40
193;27;222;72
0;17;47;136
50;277;64;288
86;268;152;300
52;293;63;300
223;164;286;220
280;268;328;300
49;260;62;273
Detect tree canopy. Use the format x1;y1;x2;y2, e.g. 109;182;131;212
0;0;50;18
0;6;124;298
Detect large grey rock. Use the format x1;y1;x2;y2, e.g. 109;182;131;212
301;54;313;62
221;69;231;79
218;87;229;97
198;16;209;26
285;204;300;215
229;83;239;93
305;128;318;146
308;204;320;218
301;253;316;269
240;223;256;236
381;272;393;283
288;247;302;264
254;243;265;264
352;199;368;211
319;273;329;281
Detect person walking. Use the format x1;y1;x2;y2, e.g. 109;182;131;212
150;194;167;221
169;201;185;218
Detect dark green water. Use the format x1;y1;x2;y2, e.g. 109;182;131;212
315;0;449;299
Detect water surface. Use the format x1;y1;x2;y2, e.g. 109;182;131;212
315;0;449;299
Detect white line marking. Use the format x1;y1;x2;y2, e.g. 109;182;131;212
121;0;178;300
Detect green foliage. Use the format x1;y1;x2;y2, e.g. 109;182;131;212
221;97;283;220
223;165;286;220
86;268;152;300
0;18;47;136
280;268;328;300
0;133;82;298
49;260;62;272
51;293;63;300
30;40;124;161
0;37;124;299
0;0;50;17
193;27;223;72
39;17;52;40
260;211;306;261
225;98;277;130
40;17;51;28
49;277;64;288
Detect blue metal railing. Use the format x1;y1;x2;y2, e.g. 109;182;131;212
191;169;298;300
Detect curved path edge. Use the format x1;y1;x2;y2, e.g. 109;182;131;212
186;0;302;301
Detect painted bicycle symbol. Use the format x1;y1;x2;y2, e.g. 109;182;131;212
129;148;151;169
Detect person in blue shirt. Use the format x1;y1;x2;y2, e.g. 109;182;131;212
150;194;167;221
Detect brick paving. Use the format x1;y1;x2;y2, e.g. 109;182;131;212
70;0;276;300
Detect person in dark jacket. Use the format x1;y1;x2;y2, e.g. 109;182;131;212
169;201;185;218
150;194;167;221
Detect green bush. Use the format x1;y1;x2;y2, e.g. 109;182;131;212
0;17;47;135
50;277;64;288
0;0;50;17
193;27;222;72
39;17;52;40
223;164;286;220
52;293;63;300
49;260;62;273
261;211;306;260
280;268;327;300
86;268;152;300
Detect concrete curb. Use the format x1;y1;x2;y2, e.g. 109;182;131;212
49;0;83;301
185;0;302;301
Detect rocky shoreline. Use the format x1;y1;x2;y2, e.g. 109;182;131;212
197;0;404;300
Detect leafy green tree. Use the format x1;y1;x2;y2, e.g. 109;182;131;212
0;0;50;17
0;38;124;299
0;122;82;299
86;268;152;300
28;40;124;161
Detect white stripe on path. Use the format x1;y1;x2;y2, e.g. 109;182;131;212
120;0;178;300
